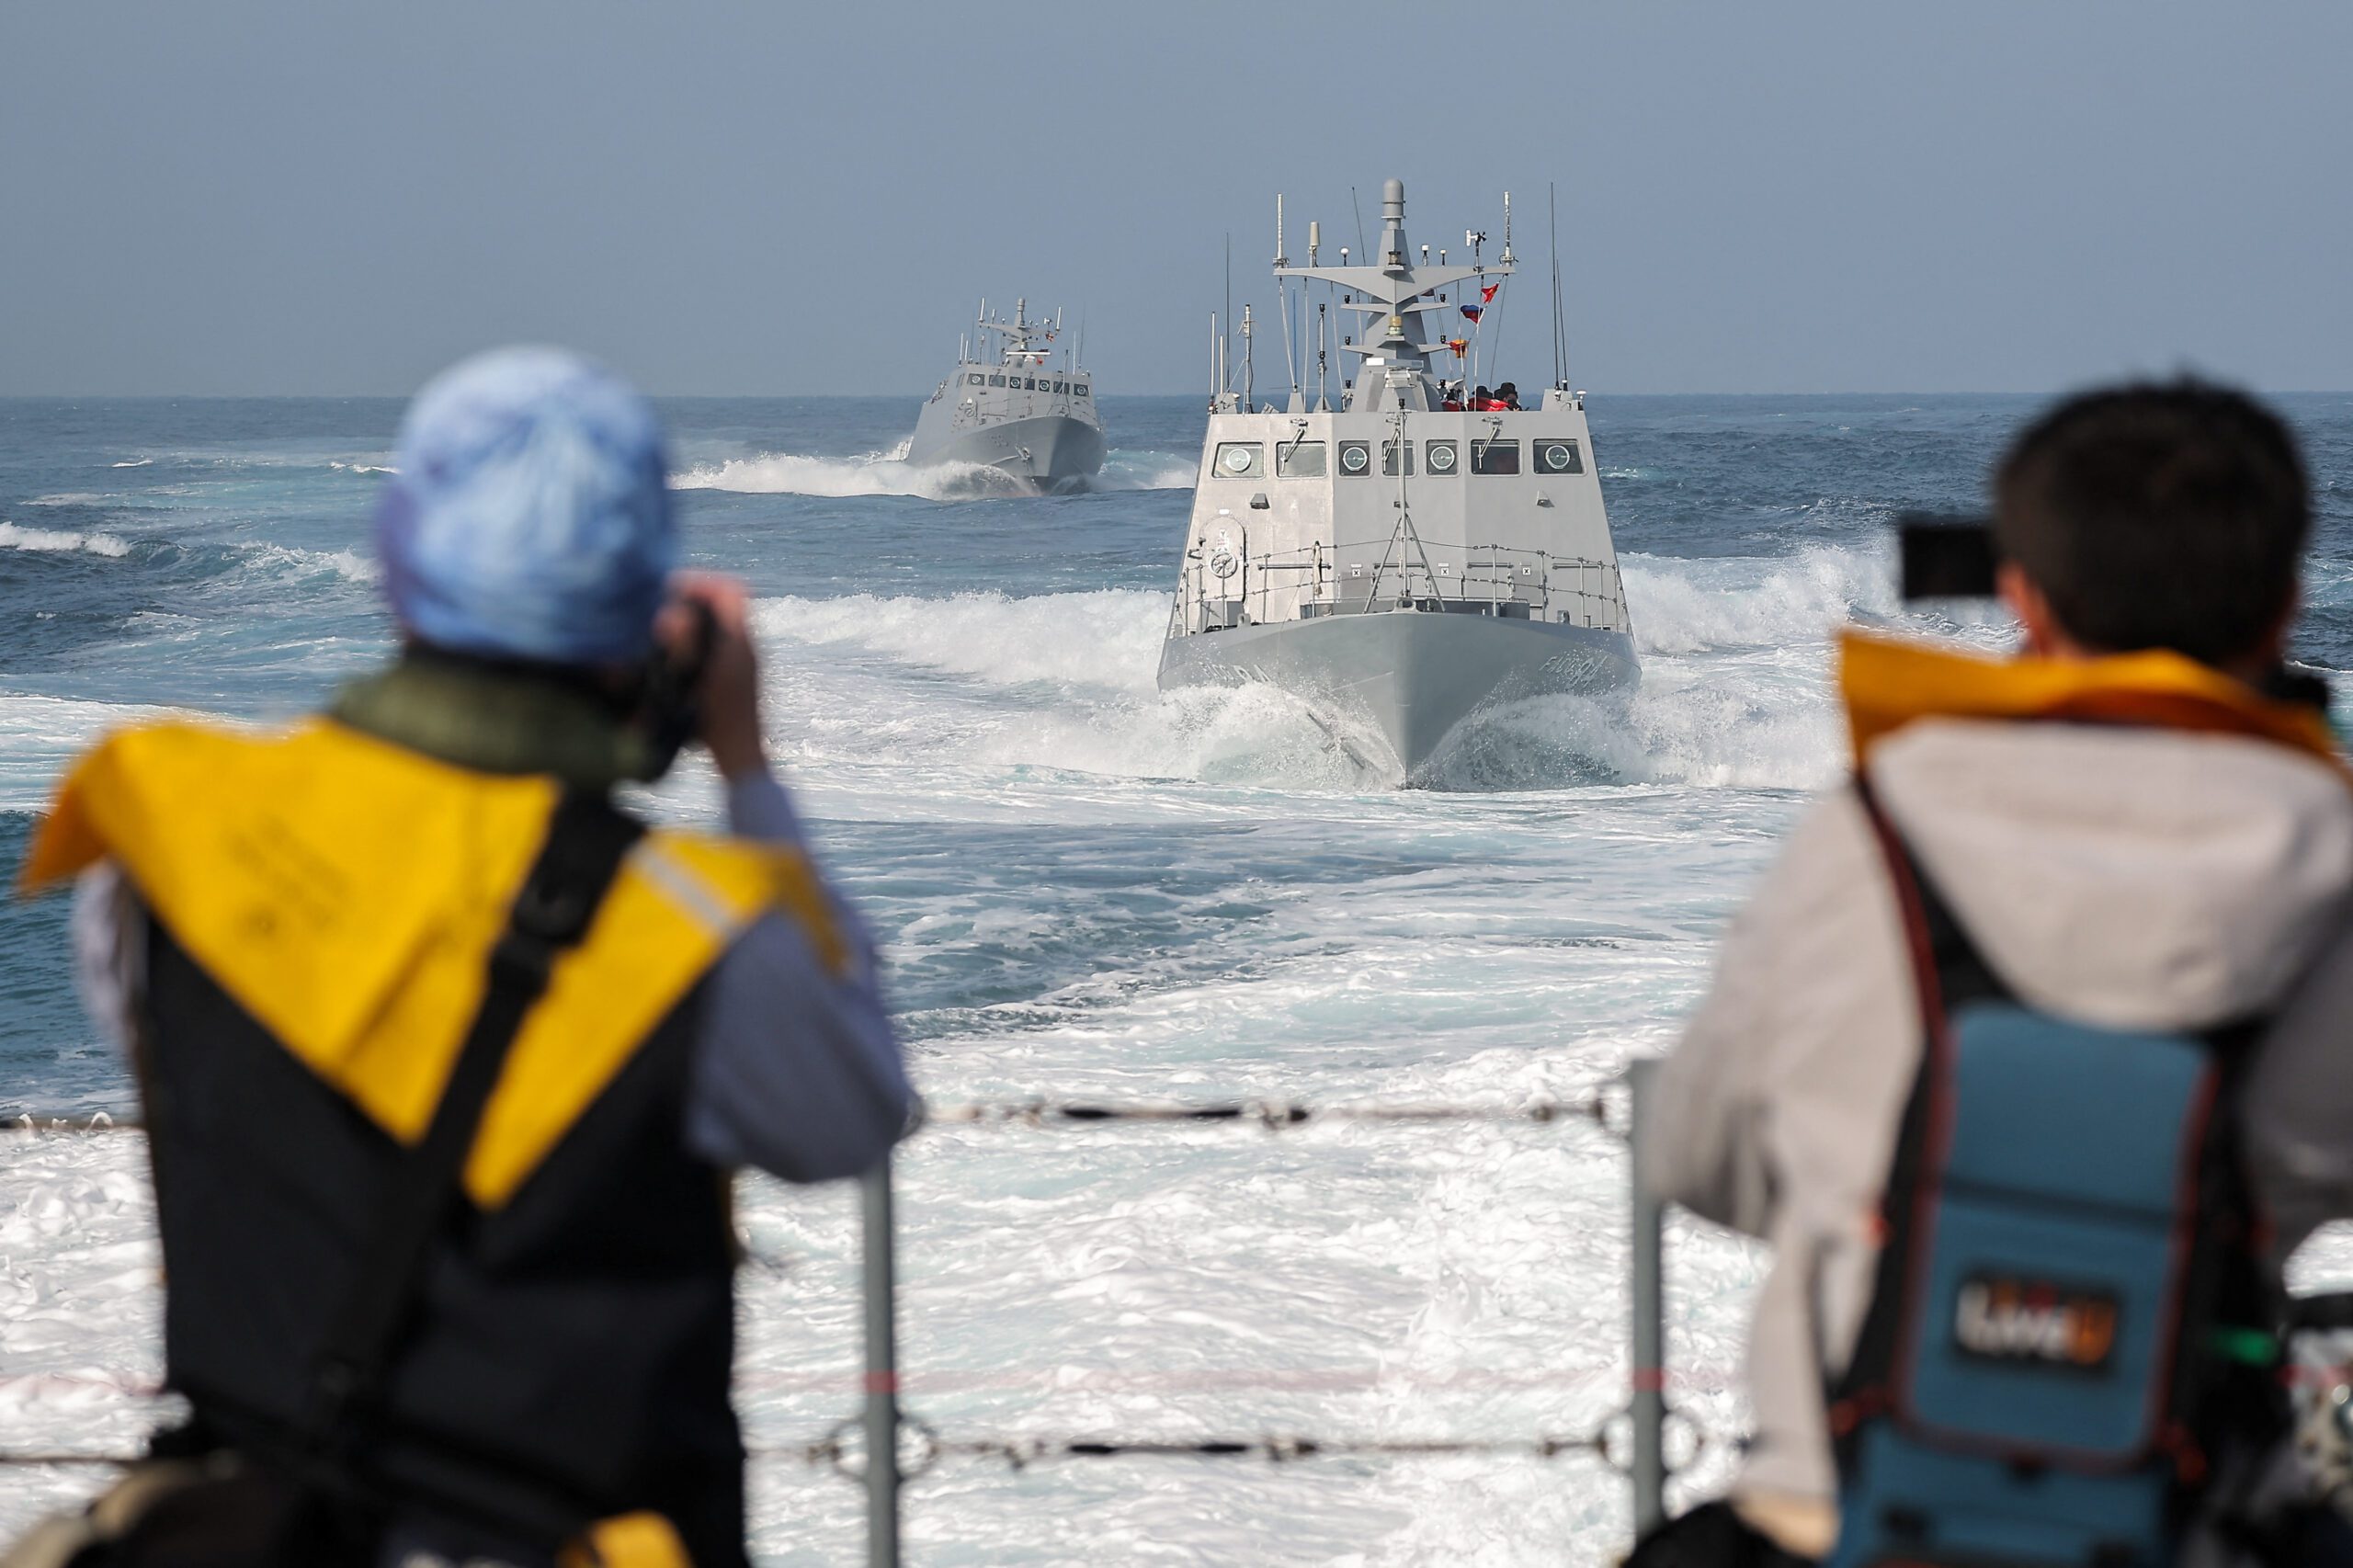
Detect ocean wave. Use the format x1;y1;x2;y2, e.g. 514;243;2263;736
1086;451;1195;492
108;459;153;470
1620;543;1895;655
238;543;380;585
756;588;1167;690
0;523;131;559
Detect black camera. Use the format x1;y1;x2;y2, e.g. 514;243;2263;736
1898;513;1998;601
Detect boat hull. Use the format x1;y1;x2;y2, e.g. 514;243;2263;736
1156;610;1639;773
905;414;1106;489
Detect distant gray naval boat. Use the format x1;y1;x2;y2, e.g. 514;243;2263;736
1158;179;1638;775
905;298;1107;490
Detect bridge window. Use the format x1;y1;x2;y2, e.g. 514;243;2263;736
1337;440;1371;476
1074;384;1090;397
1053;381;1068;393
989;374;1006;387
1424;440;1459;474
1214;441;1264;478
1535;439;1583;474
967;372;984;386
1472;439;1520;475
1381;440;1415;477
1277;440;1325;478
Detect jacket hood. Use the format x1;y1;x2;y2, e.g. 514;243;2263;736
1870;719;2353;1030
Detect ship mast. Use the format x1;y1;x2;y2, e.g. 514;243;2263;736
976;296;1057;368
1271;178;1511;411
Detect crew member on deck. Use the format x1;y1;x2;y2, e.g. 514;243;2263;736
19;348;914;1567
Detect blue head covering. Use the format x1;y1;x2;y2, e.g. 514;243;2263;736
376;347;674;665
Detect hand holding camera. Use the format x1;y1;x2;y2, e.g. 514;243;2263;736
654;572;767;781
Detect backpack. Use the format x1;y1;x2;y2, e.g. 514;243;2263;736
1825;786;2283;1568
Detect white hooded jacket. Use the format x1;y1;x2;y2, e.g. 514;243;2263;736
1642;708;2353;1517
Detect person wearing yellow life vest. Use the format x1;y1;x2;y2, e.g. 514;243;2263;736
16;348;915;1567
1633;381;2353;1566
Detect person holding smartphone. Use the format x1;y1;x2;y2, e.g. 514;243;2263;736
1634;381;2353;1566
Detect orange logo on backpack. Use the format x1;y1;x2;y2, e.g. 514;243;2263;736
1952;1274;2120;1371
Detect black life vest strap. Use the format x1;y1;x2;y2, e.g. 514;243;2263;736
302;790;644;1444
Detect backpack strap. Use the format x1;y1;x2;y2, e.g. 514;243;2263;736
1833;773;2284;1497
302;790;644;1444
1827;773;2012;1449
1852;770;2009;1021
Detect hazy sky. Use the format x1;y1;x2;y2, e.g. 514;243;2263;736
6;1;2348;397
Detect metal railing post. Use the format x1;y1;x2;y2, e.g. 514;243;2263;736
862;1157;903;1568
1628;1059;1667;1538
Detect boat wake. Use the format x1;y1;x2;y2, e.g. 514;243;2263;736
669;447;1192;501
748;543;1903;798
670;449;1035;500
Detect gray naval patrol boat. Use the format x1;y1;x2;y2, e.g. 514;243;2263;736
905;298;1107;490
1157;179;1637;774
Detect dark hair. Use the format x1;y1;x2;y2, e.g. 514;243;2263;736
1993;378;2310;668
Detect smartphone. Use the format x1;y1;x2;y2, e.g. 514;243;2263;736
1898;514;1998;601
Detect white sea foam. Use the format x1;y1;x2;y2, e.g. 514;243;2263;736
0;523;131;558
672;446;1192;500
108;459;153;470
672;449;1035;500
1090;450;1196;491
1621;544;1895;656
238;542;381;585
758;588;1166;691
0;694;180;810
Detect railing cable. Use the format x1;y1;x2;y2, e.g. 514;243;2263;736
5;1093;1630;1140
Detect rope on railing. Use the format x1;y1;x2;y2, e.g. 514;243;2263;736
5;1093;1629;1139
0;1415;1709;1477
925;1093;1621;1132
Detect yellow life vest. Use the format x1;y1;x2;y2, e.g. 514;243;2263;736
20;717;847;1209
1839;628;2346;778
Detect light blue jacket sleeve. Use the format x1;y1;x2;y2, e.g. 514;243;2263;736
681;769;915;1181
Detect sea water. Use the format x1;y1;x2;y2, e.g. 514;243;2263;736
3;393;2351;1563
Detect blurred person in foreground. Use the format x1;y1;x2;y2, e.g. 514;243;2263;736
12;348;913;1567
1634;380;2353;1566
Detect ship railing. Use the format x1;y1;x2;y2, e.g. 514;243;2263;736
0;1064;1708;1566
1177;540;1630;637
